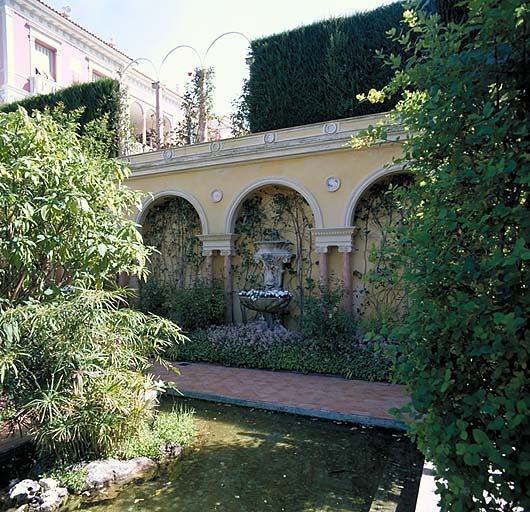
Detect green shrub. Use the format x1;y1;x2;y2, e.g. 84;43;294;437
300;289;356;349
0;79;121;155
45;466;88;494
139;280;225;331
172;324;392;382
112;406;196;461
0;107;149;306
245;3;405;132
354;0;530;509
0;289;186;464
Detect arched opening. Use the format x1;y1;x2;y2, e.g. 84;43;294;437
129;101;144;147
351;173;413;328
225;177;323;233
233;185;316;323
162;116;172;145
146;109;157;148
137;195;224;329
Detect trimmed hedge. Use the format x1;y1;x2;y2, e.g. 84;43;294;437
1;79;121;153
246;2;405;132
169;324;392;382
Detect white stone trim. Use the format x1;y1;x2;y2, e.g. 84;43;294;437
135;189;209;235
198;234;238;256
224;176;324;233
126;113;406;178
2;4;15;88
311;227;358;252
344;163;409;227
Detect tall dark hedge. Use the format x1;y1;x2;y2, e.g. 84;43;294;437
246;2;405;132
0;79;121;152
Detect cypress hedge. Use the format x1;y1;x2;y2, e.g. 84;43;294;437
1;79;121;152
246;2;405;132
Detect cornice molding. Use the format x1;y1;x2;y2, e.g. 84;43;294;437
126;114;405;178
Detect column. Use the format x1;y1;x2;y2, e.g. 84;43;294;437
204;250;214;288
339;247;353;312
222;250;233;323
198;234;239;324
316;247;329;290
142;110;147;146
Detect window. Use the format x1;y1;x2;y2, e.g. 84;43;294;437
92;70;106;82
34;41;56;80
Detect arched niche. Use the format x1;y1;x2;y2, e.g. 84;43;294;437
139;193;206;289
225;177;323;234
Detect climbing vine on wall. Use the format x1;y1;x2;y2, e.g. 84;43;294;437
234;186;315;310
353;174;413;331
142;197;204;288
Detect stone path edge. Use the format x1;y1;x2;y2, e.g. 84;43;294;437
166;388;408;431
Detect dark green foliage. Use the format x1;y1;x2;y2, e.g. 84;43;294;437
139;280;225;331
246;3;404;132
173;324;392;382
355;1;530;509
0;79;121;154
300;288;356;349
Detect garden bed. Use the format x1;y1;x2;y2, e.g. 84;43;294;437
170;323;393;383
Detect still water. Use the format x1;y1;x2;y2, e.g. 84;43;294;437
69;397;423;512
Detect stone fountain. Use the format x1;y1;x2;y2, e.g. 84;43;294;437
238;240;294;324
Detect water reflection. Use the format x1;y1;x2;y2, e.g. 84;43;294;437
68;397;423;512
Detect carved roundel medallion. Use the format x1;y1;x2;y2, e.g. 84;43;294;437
211;189;223;203
325;176;341;192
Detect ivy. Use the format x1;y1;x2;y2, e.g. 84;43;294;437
142;197;204;289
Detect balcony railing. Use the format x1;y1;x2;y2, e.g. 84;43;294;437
29;75;63;96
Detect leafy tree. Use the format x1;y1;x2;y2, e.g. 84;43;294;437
173;67;216;145
230;79;250;137
0;107;186;463
354;1;530;510
0;107;148;307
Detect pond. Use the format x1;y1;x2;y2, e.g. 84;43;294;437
67;397;423;512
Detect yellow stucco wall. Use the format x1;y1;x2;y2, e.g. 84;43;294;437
128;143;401;233
124;114;405;320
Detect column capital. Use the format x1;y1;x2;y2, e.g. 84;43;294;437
311;227;359;253
198;233;239;256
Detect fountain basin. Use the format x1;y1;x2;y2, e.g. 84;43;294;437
239;295;292;314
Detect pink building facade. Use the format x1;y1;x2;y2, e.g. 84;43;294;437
0;0;183;151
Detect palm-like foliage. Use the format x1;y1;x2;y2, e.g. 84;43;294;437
0;289;185;463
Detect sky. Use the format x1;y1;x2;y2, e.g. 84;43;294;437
45;0;396;116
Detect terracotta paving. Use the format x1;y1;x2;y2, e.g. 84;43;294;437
154;362;410;429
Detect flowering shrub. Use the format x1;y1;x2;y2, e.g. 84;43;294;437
171;323;392;382
238;288;292;300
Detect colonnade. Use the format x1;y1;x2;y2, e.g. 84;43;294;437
198;228;358;323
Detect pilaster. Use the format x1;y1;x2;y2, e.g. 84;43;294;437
198;234;239;323
311;227;358;305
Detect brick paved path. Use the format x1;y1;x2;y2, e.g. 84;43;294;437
0;362;410;454
155;362;410;430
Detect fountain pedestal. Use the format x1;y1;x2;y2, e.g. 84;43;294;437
238;240;294;327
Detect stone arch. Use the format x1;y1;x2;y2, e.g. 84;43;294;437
136;189;209;235
162;116;172;144
225;177;323;233
344;163;408;227
129;101;144;143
